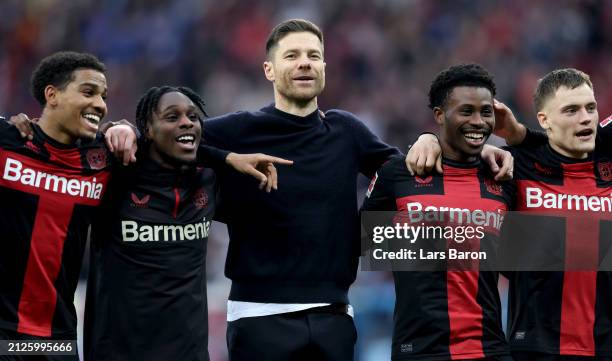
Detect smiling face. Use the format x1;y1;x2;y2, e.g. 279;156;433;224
146;91;203;169
263;31;326;110
435;86;495;162
537;84;598;159
46;69;107;143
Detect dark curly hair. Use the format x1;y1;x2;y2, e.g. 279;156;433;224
428;64;496;110
30;51;106;106
533;68;592;112
134;86;207;149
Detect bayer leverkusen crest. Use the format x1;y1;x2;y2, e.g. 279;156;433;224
86;148;107;170
598;161;612;181
484;178;503;196
193;187;208;209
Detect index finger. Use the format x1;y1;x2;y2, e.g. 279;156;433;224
259;155;293;165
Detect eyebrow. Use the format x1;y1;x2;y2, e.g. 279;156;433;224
560;101;597;110
160;104;198;113
79;82;107;92
282;48;322;55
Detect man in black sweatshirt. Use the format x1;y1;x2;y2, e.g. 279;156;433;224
203;19;399;361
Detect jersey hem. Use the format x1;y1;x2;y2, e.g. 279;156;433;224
392;349;510;360
511;345;612;356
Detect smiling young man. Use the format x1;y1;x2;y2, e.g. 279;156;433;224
362;64;513;361
84;87;215;361
407;68;612;361
0;51;125;361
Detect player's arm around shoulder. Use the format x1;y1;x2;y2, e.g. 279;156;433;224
326;108;402;178
1;113;33;141
202;111;249;150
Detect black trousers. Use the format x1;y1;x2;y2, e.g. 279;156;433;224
227;305;356;361
512;351;612;361
0;329;78;361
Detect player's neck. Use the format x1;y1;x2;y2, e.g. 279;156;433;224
548;141;588;160
440;142;478;163
274;94;318;117
38;111;76;145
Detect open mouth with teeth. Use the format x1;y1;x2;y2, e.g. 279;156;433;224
462;131;489;146
82;113;101;128
175;134;197;150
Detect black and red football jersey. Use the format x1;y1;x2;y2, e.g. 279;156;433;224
84;159;217;361
362;156;512;360
0;122;112;338
506;123;612;356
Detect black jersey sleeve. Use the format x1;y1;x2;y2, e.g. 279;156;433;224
517;127;549;148
597;116;611;147
361;160;397;212
0;115;8;129
0;115;22;139
360;160;398;256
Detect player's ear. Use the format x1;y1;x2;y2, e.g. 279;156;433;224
536;111;549;131
433;107;444;126
144;120;154;141
263;61;274;82
44;85;59;107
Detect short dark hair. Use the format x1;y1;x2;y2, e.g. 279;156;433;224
30;51;106;106
265;19;324;58
533;68;593;112
428;64;496;109
135;86;207;148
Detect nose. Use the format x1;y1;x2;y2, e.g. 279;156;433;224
297;54;312;70
178;114;194;128
93;95;107;117
469;113;487;127
578;107;594;125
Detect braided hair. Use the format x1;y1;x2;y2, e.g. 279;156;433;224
134;86;207;151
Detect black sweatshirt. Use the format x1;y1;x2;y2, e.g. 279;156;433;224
203;104;400;303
